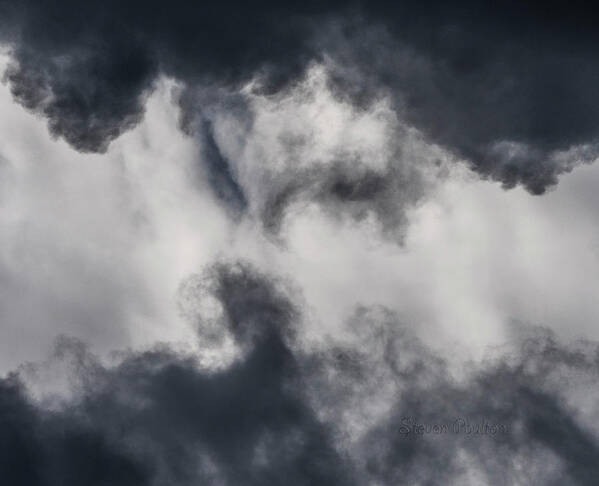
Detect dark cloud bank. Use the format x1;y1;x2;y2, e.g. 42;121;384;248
2;262;599;485
2;3;599;485
2;0;599;228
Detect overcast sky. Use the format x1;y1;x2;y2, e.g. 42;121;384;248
2;3;599;485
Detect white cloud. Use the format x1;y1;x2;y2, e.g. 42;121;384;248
1;54;598;375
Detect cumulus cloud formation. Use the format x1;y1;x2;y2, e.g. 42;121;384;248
1;0;599;196
3;263;599;486
1;2;599;485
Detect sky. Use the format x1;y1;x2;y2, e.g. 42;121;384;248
1;2;599;485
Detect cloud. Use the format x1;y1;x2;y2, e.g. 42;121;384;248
3;69;599;374
1;1;598;201
184;67;447;240
4;262;354;486
2;8;599;482
321;2;599;193
3;262;599;485
0;71;232;371
0;0;330;152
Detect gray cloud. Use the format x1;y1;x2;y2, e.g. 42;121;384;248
322;15;599;195
1;0;598;214
3;262;354;486
3;262;599;485
2;3;599;483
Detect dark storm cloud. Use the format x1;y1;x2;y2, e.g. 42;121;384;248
2;0;599;197
310;308;599;485
1;262;354;486
324;3;599;194
2;262;599;485
0;0;335;152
